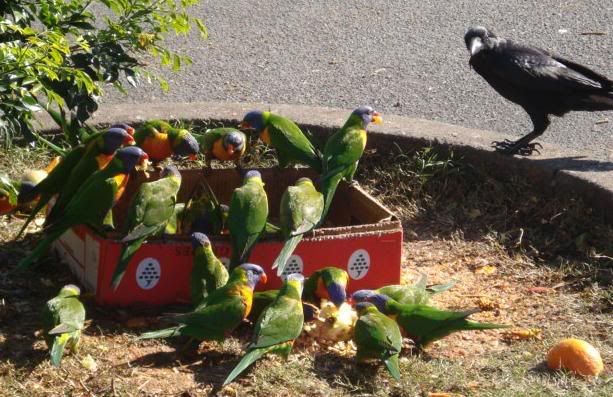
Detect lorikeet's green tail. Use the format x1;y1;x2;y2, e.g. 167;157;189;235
138;325;185;340
50;333;70;367
463;319;511;331
15;196;49;239
320;173;342;224
223;347;268;386
383;353;401;381
17;224;67;270
272;234;303;275
111;236;147;290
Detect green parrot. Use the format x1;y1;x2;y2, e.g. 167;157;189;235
272;177;324;276
223;273;305;385
44;127;135;226
228;170;269;270
42;284;86;367
109;164;183;290
182;178;228;235
17;147;149;270
319;106;382;222
134;119;200;162
190;232;229;306
376;274;457;305
195;128;247;167
15;125;135;238
351;290;511;347
248;289;281;323
353;302;402;381
138;263;267;341
240;110;322;171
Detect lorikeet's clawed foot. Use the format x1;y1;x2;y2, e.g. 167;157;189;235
492;139;542;156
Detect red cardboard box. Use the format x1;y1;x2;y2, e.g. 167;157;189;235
52;168;402;306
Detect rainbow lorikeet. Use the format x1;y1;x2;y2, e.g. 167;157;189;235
44;127;135;226
15;126;135;238
138;263;267;341
110;164;183;290
319;106;382;222
351;290;511;347
376;274;457;305
240;111;322;171
190;232;229;306
134;119;199;162
17;147;149;270
272;177;323;276
42;284;86;367
228;170;269;270
353;302;402;381
195;128;247;167
223;273;305;385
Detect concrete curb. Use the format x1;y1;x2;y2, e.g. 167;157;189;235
38;101;613;221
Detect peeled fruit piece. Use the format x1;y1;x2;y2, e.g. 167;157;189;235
547;338;604;377
304;300;357;342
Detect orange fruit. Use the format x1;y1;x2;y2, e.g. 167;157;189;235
547;338;604;377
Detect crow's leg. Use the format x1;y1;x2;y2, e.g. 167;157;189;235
493;114;550;155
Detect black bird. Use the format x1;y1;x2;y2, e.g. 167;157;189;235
464;26;613;155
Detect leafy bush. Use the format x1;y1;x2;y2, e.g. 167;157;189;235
0;0;207;146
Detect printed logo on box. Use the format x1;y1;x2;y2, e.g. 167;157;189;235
347;249;370;280
136;257;161;290
280;255;304;280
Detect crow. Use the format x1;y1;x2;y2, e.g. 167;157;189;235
464;26;613;155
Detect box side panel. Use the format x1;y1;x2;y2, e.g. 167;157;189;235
53;228;86;284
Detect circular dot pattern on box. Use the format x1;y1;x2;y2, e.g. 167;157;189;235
280;255;303;280
136;257;161;290
347;249;370;280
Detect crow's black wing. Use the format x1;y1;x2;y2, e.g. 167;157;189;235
489;40;606;93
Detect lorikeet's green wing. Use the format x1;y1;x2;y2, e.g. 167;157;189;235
223;275;304;385
267;114;321;171
273;179;324;275
378;275;431;305
164;203;185;235
228;175;268;269
111;171;181;289
15;145;87;238
354;305;402;380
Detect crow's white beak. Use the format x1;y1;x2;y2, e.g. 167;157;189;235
469;37;484;56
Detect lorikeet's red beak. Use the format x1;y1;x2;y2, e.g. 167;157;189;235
239;121;250;129
189;154;198;161
124;135;135;145
260;272;268;285
371;111;383;125
126;126;135;136
139;152;149;165
226;144;236;156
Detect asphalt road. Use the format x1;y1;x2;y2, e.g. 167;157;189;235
103;1;613;159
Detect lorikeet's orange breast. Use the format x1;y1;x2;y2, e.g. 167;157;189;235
96;153;114;170
141;132;172;161
232;284;254;319
211;139;244;161
315;278;329;300
259;127;272;146
112;174;130;203
0;196;15;215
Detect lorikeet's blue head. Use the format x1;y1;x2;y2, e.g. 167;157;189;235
355;301;377;315
58;284;81;298
240;110;265;132
160;164;181;179
115;146;149;173
244;170;262;181
18;180;37;201
238;263;268;289
102;127;135;154
223;130;246;155
172;131;200;160
317;267;349;307
191;232;211;249
351;289;389;312
352;106;383;129
110;123;135;136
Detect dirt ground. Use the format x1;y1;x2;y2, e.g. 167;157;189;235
0;144;611;396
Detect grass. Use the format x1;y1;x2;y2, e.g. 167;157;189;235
0;137;611;396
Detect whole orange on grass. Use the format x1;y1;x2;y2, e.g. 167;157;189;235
547;338;604;377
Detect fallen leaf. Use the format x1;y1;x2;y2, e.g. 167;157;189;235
475;265;497;275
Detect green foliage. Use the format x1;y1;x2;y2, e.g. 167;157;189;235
0;0;207;146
